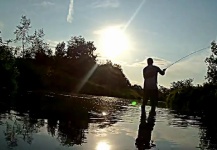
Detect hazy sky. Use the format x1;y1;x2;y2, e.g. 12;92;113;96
1;0;217;87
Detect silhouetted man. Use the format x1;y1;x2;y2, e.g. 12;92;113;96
142;58;166;114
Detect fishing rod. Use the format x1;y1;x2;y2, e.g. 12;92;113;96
165;46;210;69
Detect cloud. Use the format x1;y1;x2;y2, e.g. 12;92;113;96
41;1;54;6
127;57;171;68
67;0;74;23
34;1;55;7
91;0;120;8
47;39;61;50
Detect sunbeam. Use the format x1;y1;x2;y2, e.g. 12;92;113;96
75;63;98;93
123;0;147;31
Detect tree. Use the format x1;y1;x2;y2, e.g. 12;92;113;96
67;36;97;62
14;16;31;57
170;78;193;90
66;36;97;78
90;61;131;89
55;42;66;58
0;31;2;46
205;41;217;84
0;37;19;93
29;29;52;59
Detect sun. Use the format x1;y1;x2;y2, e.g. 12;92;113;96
99;26;129;59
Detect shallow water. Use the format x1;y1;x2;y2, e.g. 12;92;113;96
0;93;216;150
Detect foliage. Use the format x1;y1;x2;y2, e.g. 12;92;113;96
205;41;217;84
131;84;143;97
0;41;19;95
55;42;66;58
166;83;217;114
163;41;217;115
89;60;131;89
1;15;143;99
29;29;52;60
170;78;193;90
14;15;31;57
67;36;97;61
158;85;169;101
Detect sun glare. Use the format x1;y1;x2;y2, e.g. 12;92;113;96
102;111;107;116
99;26;129;59
96;141;110;150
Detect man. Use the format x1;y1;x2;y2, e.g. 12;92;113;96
142;58;166;114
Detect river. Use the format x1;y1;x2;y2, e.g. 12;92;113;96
0;92;216;150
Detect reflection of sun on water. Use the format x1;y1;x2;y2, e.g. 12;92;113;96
96;141;110;150
102;111;107;116
99;26;130;60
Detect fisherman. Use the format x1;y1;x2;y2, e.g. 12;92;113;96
142;58;166;114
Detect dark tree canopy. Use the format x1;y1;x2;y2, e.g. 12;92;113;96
0;36;19;93
170;78;193;90
67;36;97;62
14;15;31;57
55;42;66;58
205;41;217;84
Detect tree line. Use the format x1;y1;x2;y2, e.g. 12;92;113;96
0;16;142;99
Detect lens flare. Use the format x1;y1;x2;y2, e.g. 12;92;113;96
102;112;107;116
131;101;137;106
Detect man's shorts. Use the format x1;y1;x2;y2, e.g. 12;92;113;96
143;89;158;106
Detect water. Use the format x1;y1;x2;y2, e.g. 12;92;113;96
0;93;216;150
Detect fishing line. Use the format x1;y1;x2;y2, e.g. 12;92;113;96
165;46;210;69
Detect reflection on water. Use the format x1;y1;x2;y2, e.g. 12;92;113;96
135;110;156;150
96;141;111;150
0;92;217;149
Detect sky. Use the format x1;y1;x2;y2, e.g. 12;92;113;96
1;0;217;88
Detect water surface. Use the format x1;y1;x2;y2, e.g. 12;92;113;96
0;93;216;149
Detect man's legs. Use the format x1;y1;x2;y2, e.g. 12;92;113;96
142;90;149;114
150;89;158;113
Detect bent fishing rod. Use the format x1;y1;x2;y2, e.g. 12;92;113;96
165;46;210;70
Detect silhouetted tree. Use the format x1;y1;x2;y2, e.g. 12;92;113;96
28;29;52;60
90;61;131;90
170;78;193;90
158;85;169;101
67;36;97;61
0;31;2;45
66;36;97;78
55;42;66;58
0;34;19;94
205;41;217;84
14;16;31;57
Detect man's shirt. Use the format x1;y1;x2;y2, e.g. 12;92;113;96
143;65;165;90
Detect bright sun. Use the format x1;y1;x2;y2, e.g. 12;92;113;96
99;26;129;59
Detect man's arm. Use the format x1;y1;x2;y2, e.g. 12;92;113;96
158;67;166;75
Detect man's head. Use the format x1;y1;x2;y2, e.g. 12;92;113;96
147;58;153;65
